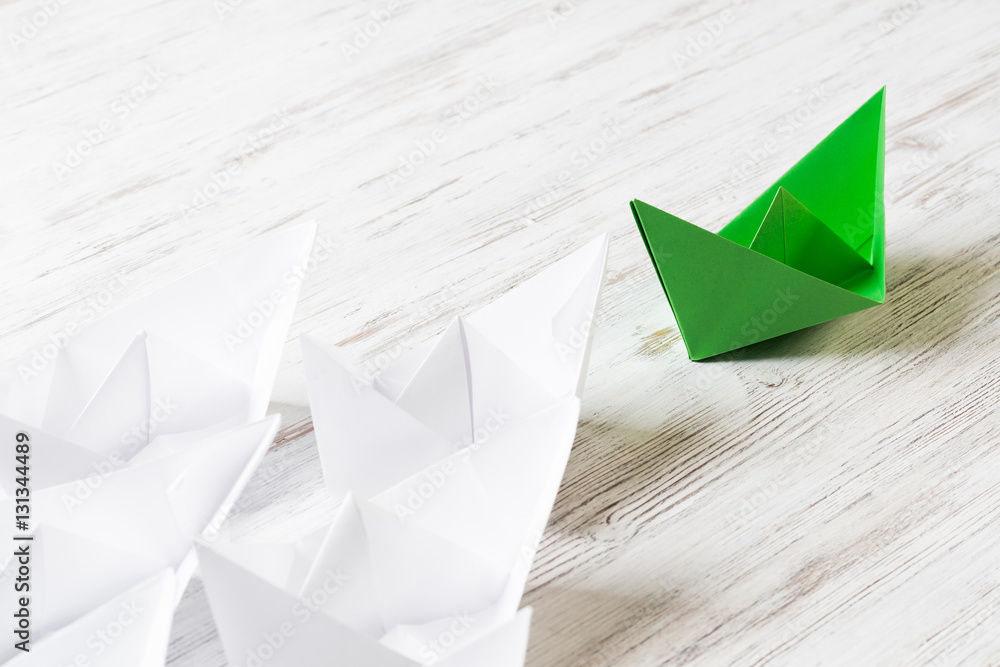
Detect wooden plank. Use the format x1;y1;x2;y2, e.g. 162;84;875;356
2;0;999;664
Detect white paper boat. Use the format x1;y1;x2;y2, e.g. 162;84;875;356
0;223;317;665
199;235;610;666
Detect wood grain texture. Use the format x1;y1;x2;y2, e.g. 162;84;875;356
2;0;999;664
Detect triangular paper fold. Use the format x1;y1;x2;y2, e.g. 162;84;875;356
0;526;162;662
467;234;609;398
302;333;454;500
198;542;415;667
632;88;886;360
435;608;532;667
0;224;315;662
3;570;176;667
202;236;608;666
751;187;872;285
394;317;475;445
1;222;315;428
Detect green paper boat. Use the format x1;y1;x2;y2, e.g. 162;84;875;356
631;87;886;361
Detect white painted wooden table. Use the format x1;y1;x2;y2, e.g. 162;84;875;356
3;0;1000;664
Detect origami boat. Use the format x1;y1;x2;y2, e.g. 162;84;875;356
198;235;610;667
632;87;886;360
0;223;316;664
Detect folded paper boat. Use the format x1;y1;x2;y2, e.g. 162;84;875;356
0;223;316;664
631;88;886;360
197;234;610;666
